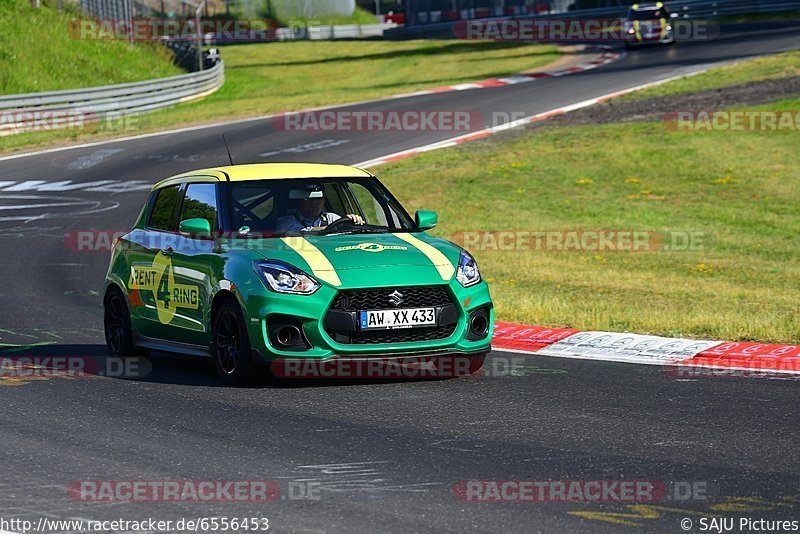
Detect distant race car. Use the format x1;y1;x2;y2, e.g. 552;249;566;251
103;163;494;384
624;2;676;47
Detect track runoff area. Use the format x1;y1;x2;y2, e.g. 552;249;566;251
3;30;799;381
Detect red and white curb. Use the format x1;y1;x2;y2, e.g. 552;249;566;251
392;48;621;99
492;322;800;376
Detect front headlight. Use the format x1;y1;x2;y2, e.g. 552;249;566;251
255;260;320;295
456;251;481;287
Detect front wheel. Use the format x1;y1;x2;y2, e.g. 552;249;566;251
212;299;255;386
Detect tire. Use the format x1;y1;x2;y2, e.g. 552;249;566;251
212;299;255;386
104;286;137;358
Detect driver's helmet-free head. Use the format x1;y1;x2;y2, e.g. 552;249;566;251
289;184;325;200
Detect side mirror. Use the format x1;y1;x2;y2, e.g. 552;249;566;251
415;210;438;230
179;218;212;239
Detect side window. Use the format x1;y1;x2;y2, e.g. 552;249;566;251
180;183;218;231
231;184;274;230
149;185;182;231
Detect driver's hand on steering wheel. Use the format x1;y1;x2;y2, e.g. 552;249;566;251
345;214;365;225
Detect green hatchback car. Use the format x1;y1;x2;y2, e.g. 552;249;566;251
103;163;493;384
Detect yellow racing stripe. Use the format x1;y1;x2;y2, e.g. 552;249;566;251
280;237;341;287
394;233;456;281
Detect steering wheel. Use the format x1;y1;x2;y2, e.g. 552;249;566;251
318;216;356;233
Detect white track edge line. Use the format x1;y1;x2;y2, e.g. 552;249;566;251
354;65;718;169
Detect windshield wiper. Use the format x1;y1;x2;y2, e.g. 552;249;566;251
321;226;389;236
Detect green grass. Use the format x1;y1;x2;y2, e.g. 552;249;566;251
165;40;559;122
0;39;560;153
376;101;800;344
0;0;181;94
622;49;800;100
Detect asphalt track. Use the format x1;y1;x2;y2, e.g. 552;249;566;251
1;23;799;533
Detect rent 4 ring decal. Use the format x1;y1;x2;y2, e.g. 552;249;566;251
129;254;199;325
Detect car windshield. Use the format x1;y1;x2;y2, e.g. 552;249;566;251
228;178;416;236
629;8;666;20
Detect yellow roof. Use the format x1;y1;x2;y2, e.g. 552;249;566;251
153;163;373;189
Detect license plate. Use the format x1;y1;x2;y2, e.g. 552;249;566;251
359;308;436;330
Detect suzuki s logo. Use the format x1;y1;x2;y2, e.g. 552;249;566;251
388;290;404;307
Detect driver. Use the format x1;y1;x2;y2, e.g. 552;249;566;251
276;185;365;232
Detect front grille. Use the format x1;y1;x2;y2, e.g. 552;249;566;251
329;285;452;312
326;286;457;345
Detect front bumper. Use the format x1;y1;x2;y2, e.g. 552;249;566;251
241;279;494;363
625;32;674;45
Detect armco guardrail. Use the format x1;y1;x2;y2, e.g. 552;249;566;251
201;22;397;44
295;22;397;40
0;60;224;136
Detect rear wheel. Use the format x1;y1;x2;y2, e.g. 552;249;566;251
212;299;255;385
104;286;136;357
